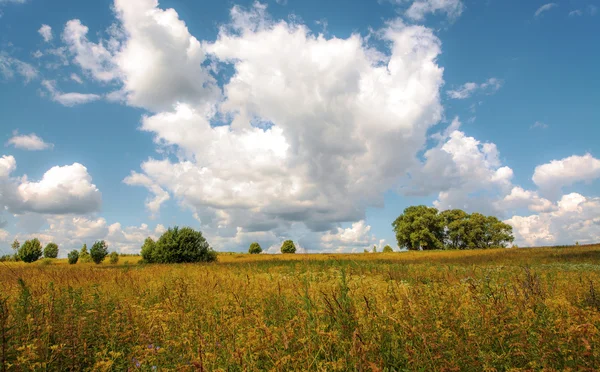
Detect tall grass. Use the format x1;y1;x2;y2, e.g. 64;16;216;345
1;245;599;370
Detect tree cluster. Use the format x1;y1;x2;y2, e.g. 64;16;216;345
9;239;60;263
392;206;514;250
141;227;217;263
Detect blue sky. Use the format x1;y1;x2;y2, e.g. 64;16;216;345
1;0;599;255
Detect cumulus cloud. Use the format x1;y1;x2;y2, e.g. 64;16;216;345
321;220;378;252
532;153;600;196
0;53;38;82
42;80;102;106
535;3;557;17
404;0;464;21
6;133;54;150
0;156;102;215
38;24;53;42
447;78;503;99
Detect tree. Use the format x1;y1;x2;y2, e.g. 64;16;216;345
43;242;59;258
80;244;91;263
372;245;377;253
67;250;79;264
145;227;216;264
140;237;156;263
382;245;394;253
248;242;262;254
18;238;43;263
11;239;19;253
440;209;470;250
393;206;445;250
90;240;108;264
108;252;119;264
280;240;296;254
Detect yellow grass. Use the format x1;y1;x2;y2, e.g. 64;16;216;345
1;245;600;370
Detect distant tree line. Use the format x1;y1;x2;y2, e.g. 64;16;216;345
0;238;119;264
393;206;514;250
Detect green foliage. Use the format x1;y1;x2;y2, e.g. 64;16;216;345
140;237;156;263
280;240;296;254
18;238;43;263
80;244;91;263
109;252;119;264
393;206;514;250
43;242;59;258
248;242;262;254
11;239;20;252
67;250;79;265
382;245;394;253
39;258;53;266
143;227;216;264
372;245;377;253
90;240;109;264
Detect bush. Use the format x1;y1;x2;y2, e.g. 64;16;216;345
140;237;156;263
18;238;43;263
43;242;59;258
67;250;79;264
248;242;262;254
382;245;394;253
108;252;119;264
39;258;53;266
281;240;296;254
143;227;217;264
90;240;109;264
80;244;91;263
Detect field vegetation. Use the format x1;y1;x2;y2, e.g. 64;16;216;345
1;244;600;370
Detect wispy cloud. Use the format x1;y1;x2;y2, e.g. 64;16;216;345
531;121;548;130
0;53;38;83
535;3;557;18
6;132;54;151
447;78;503;99
41;80;102;107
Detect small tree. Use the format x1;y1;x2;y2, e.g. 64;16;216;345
108;251;119;264
90;240;108;264
281;240;296;254
372;245;377;253
140;237;156;263
382;245;393;253
248;242;262;254
43;242;59;258
80;244;91;263
11;239;19;253
18;238;43;263
67;250;79;264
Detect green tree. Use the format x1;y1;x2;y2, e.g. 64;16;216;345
382;245;394;253
18;238;43;263
43;242;59;258
392;205;445;250
280;240;296;254
80;244;91;263
11;239;19;253
67;250;79;264
248;242;262;254
140;237;156;263
90;240;109;264
485;216;514;248
108;251;119;264
440;209;470;250
372;245;377;253
149;227;216;263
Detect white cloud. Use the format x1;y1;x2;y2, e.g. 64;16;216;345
38;24;53;42
0;53;38;82
532;153;600;195
404;0;464;21
569;9;583;17
531;121;548;129
497;186;555;213
42;80;102;106
70;73;83;84
447;77;503;99
321;220;377;252
0;155;16;177
6;133;54;150
535;3;557;17
506;193;600;246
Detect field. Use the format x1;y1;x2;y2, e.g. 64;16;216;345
1;246;600;371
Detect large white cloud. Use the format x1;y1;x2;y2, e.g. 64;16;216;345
0;156;102;215
532;153;600;196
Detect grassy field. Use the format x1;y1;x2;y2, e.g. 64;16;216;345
1;246;600;371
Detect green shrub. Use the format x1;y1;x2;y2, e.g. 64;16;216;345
18;238;43;263
142;227;216;264
382;245;394;253
248;242;262;254
43;242;59;258
80;244;91;263
39;258;53;266
90;241;109;264
281;240;296;254
108;251;119;264
67;250;79;264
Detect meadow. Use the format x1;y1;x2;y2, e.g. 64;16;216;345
1;245;600;371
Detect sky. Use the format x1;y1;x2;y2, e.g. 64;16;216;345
0;0;599;255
